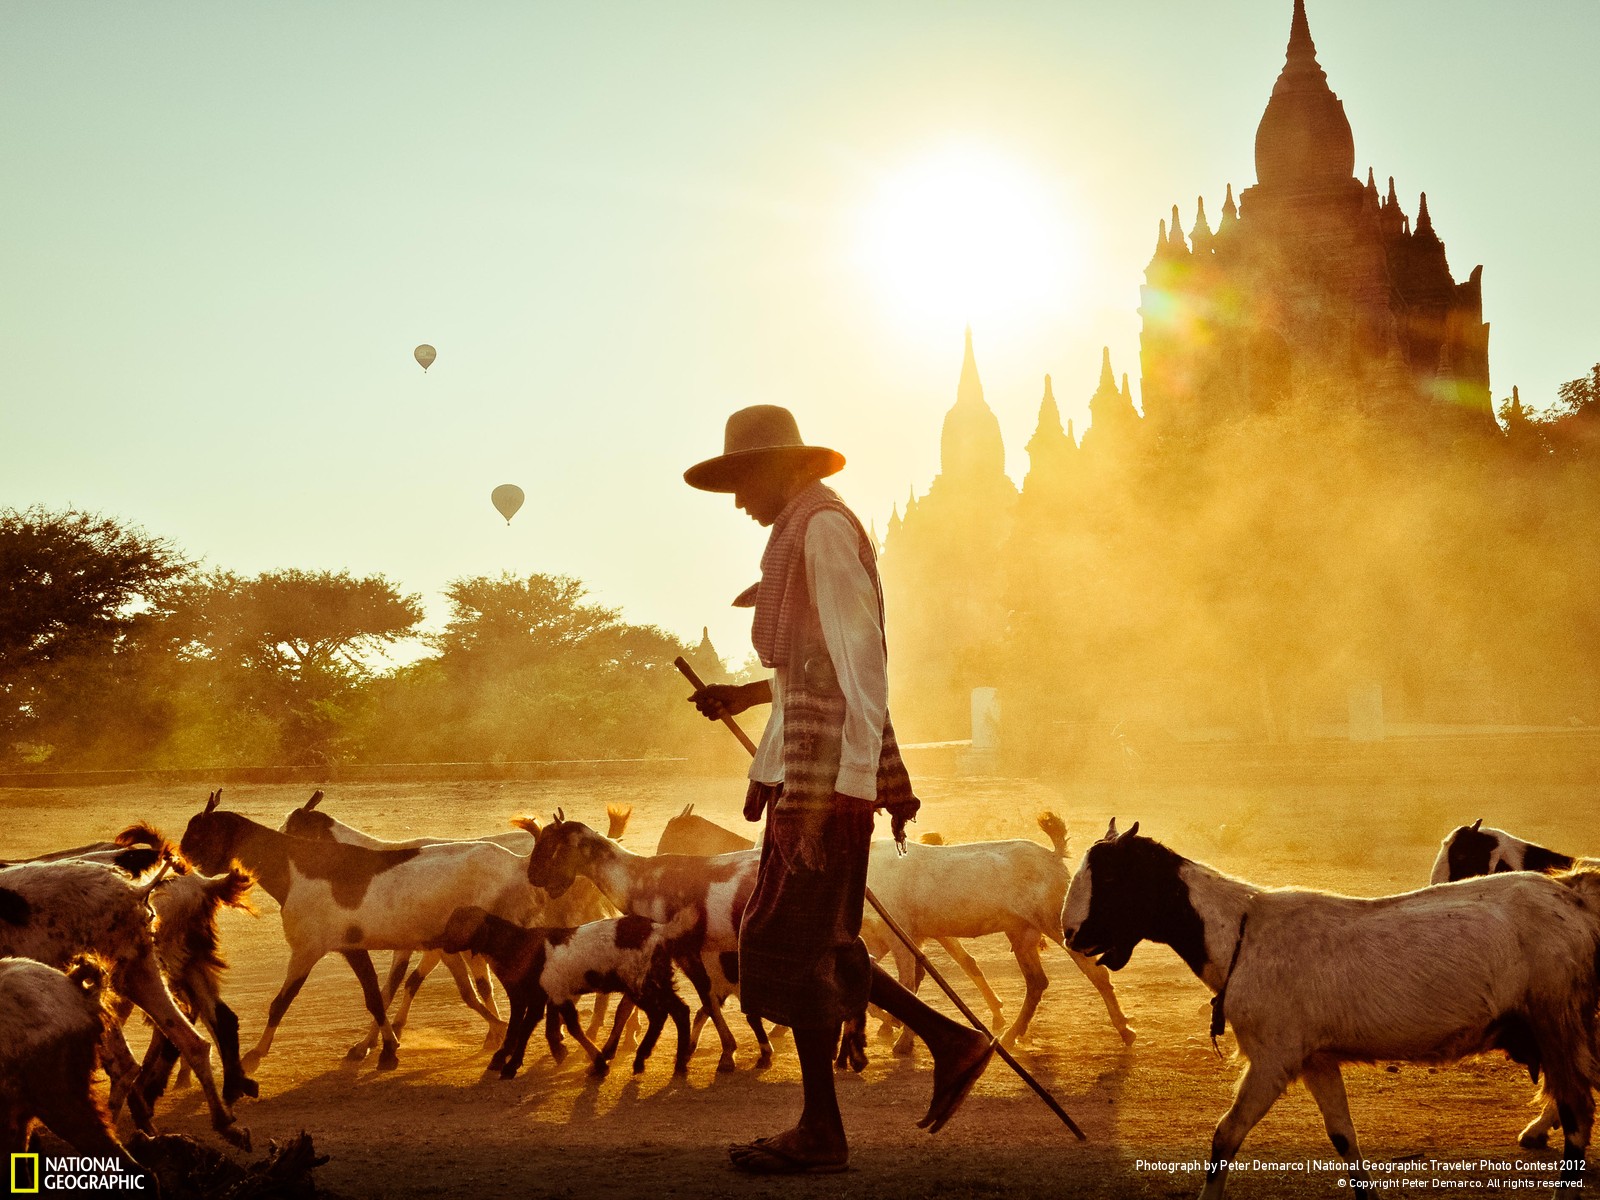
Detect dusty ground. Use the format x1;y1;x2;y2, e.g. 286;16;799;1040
3;769;1594;1199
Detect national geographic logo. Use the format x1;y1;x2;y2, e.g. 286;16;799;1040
8;1154;148;1192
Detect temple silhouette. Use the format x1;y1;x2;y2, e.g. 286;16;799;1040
880;0;1526;749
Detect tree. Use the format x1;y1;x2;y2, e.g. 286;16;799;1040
0;508;188;759
181;569;424;764
363;573;709;763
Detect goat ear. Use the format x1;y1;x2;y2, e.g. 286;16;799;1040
1471;818;1483;832
204;789;220;814
1118;821;1140;842
306;790;324;810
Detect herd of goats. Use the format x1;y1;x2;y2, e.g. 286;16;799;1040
3;788;1599;1197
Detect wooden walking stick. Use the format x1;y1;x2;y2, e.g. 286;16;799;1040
673;655;1086;1139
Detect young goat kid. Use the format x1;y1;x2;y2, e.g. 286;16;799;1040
1063;819;1600;1199
521;812;765;1071
438;905;692;1079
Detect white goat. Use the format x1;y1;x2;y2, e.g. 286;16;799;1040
863;812;1135;1052
179;791;539;1072
0;955;154;1189
0;860;248;1148
1063;819;1600;1199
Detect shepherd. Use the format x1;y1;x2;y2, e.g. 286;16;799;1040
684;404;994;1175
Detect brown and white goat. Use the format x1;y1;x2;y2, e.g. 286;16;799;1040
0;955;157;1192
521;812;763;1071
279;792;628;1056
180;790;539;1073
1064;820;1600;1199
865;811;1135;1052
438;905;692;1079
0;860;247;1148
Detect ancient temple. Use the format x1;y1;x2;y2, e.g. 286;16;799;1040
1139;0;1495;436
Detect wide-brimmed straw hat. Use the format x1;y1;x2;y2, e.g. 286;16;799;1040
683;405;845;493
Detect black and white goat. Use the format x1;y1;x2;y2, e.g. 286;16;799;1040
0;859;248;1148
1430;818;1588;884
0;955;157;1191
179;790;539;1073
1062;819;1600;1199
1430;818;1600;1148
522;812;765;1071
437;905;692;1079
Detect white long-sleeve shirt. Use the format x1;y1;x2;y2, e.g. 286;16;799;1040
749;510;887;801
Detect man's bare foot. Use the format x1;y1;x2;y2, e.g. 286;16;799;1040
919;1028;994;1134
730;1126;848;1174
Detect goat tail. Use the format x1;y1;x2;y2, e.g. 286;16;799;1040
208;866;259;914
509;814;541;838
1037;811;1070;859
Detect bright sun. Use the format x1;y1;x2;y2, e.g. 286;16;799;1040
856;143;1078;341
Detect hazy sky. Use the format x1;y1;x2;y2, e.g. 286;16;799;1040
5;1;1597;662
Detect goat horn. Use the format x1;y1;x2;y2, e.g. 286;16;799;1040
306;790;324;810
1471;818;1483;831
204;789;221;814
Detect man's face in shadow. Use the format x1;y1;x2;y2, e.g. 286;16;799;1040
734;461;815;527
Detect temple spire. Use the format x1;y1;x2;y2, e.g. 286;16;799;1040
1168;205;1187;252
1191;196;1214;253
956;325;984;406
1416;191;1436;238
1098;347;1116;392
1385;175;1399;209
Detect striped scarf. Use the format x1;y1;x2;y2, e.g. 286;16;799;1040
749;482;866;669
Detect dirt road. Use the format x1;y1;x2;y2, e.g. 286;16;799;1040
3;771;1590;1198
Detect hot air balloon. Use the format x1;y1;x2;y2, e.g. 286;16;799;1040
414;344;437;372
491;484;525;525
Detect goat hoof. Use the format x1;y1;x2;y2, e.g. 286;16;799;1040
482;1027;506;1052
224;1076;260;1104
756;1050;773;1070
489;1051;508;1071
498;1065;520;1080
632;1058;648;1075
588;1061;610;1079
1518;1129;1550;1151
344;1044;369;1063
892;1035;915;1058
221;1124;252;1152
1119;1027;1138;1047
716;1054;737;1074
239;1050;262;1074
377;1049;400;1072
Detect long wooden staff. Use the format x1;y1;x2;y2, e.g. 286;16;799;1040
673;655;1086;1139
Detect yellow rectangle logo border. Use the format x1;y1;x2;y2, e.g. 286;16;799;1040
10;1152;42;1194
